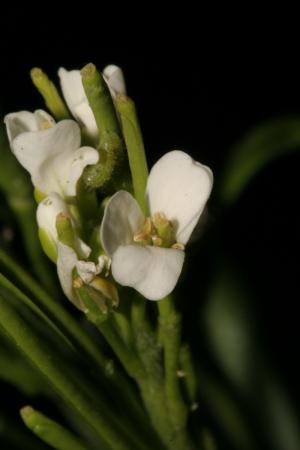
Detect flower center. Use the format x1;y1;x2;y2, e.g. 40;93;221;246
133;212;184;250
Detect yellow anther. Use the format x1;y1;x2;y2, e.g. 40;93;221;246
73;277;84;289
143;217;153;235
90;277;119;307
41;120;54;130
171;242;185;250
152;212;168;227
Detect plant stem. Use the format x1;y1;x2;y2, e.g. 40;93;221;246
158;296;194;449
131;297;175;448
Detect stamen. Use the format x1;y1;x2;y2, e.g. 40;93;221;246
73;277;84;289
41;120;54;130
172;242;185;250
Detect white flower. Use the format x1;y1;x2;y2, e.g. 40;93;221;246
4;110;99;198
57;242;110;311
36;192;110;309
36;192;90;261
100;150;213;300
58;65;126;141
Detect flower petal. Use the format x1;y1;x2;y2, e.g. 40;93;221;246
147;150;213;245
65;145;99;196
9;118;97;197
36;193;69;243
101;190;144;255
112;245;185;300
4;110;54;143
57;242;86;311
58;67;98;140
103;65;126;97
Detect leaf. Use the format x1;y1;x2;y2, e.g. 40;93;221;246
202;261;300;450
219;116;300;205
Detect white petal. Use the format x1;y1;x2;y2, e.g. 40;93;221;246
100;190;144;255
147;150;213;245
58;67;98;140
36;193;69;243
112;245;185;301
9;118;98;197
57;242;86;311
64;146;99;196
103;65;126;97
4;110;54;144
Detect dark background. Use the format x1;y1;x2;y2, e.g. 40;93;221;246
0;6;299;449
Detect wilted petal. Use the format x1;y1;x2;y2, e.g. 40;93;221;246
58;67;98;140
101;190;144;255
103;65;126;97
76;260;99;284
147;150;213;245
112;244;185;301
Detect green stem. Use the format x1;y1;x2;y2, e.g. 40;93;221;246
21;406;89;450
131;297;174;448
0;293;134;450
115;95;149;214
158;297;194;449
30;68;70;120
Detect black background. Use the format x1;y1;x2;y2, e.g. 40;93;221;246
0;6;300;448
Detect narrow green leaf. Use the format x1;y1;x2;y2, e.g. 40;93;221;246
0;291;137;450
21;406;89;450
220;116;300;205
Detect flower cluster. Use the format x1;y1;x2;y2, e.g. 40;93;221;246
4;64;213;307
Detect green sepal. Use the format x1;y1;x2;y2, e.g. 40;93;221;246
34;188;47;203
38;228;57;263
56;213;77;250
